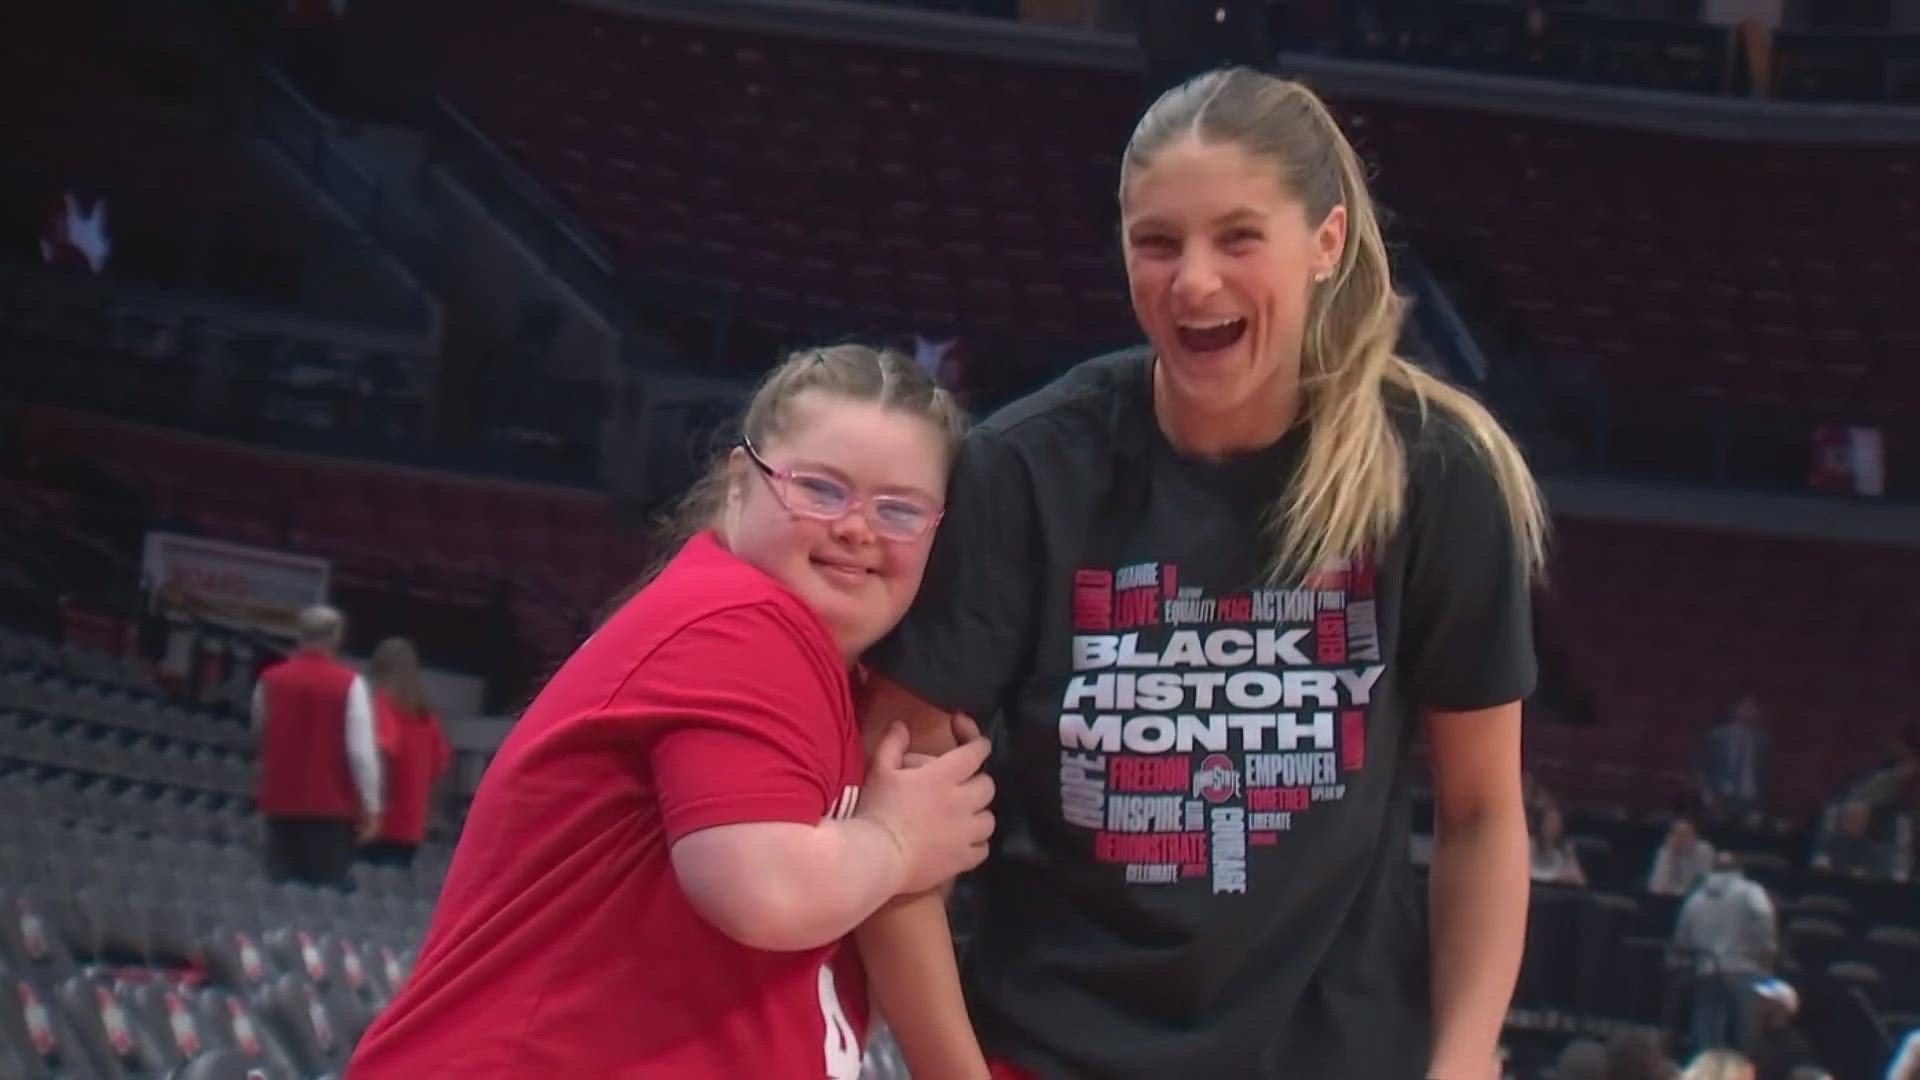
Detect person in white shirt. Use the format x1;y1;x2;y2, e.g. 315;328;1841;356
1651;817;1718;897
1675;854;1777;1053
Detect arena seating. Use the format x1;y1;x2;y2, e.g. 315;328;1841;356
1529;517;1920;814
0;623;939;1078
435;0;1139;376
1534;801;1920;1070
16;401;1918;819
8;405;631;672
8;2;1914;1075
0;627;436;1079
5;618;1908;1077
2;0;308;303
429;5;1917;444
1345;101;1920;427
0;285;435;465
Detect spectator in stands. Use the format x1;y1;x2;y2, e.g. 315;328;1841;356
252;605;382;889
1817;746;1917;879
1532;804;1589;886
1650;817;1718;897
1554;1038;1612;1080
1742;978;1818;1080
1701;695;1767;821
1674;853;1778;1054
1685;1049;1756;1080
1703;0;1781;97
1810;800;1891;878
364;637;450;870
39;189;111;275
1607;1028;1681;1080
899;332;975;413
856;67;1548;1080
348;346;993;1077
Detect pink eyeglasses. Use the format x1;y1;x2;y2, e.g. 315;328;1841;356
741;438;943;542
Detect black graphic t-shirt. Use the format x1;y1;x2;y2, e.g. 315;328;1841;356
867;347;1535;1080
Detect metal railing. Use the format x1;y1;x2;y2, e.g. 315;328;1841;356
254;66;440;324
1342;0;1920;108
426;97;625;315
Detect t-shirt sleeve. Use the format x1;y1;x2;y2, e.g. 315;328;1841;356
1399;420;1538;712
635;603;845;843
864;428;1042;720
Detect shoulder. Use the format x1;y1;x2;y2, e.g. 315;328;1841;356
623;595;830;669
976;345;1148;446
1387;384;1525;542
952;345;1149;498
572;596;846;732
1389;387;1497;490
634;533;818;632
596;536;841;686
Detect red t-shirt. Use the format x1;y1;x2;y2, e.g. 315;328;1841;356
347;532;871;1079
373;692;451;845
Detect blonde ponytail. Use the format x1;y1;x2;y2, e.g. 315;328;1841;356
1123;68;1548;586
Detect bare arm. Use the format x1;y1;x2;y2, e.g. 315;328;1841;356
1426;701;1530;1080
672;715;993;955
853;674;991;1080
673;817;909;953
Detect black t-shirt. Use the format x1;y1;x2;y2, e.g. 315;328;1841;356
868;346;1536;1080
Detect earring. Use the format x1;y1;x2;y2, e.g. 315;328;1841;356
1313;269;1332;284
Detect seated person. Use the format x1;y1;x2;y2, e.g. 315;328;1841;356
1811;800;1893;879
1651;817;1717;897
1531;805;1588;886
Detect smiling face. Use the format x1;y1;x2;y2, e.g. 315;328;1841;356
1121;137;1345;454
722;390;951;657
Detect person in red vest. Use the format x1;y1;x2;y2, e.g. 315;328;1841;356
364;637;451;870
252;605;382;888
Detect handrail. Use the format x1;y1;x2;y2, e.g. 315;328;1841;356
429;96;619;279
1399;250;1490;384
427;95;886;379
0;263;432;353
254;66;439;328
257;67;393;240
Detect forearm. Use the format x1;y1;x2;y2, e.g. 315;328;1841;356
1427;805;1530;1080
674;818;907;953
850;675;989;1077
855;888;988;1080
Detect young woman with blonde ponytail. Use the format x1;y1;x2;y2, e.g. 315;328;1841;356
855;67;1548;1080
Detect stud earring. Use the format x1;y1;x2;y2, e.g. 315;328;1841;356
1313;269;1332;284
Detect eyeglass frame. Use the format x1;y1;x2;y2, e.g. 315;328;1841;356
738;436;945;542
